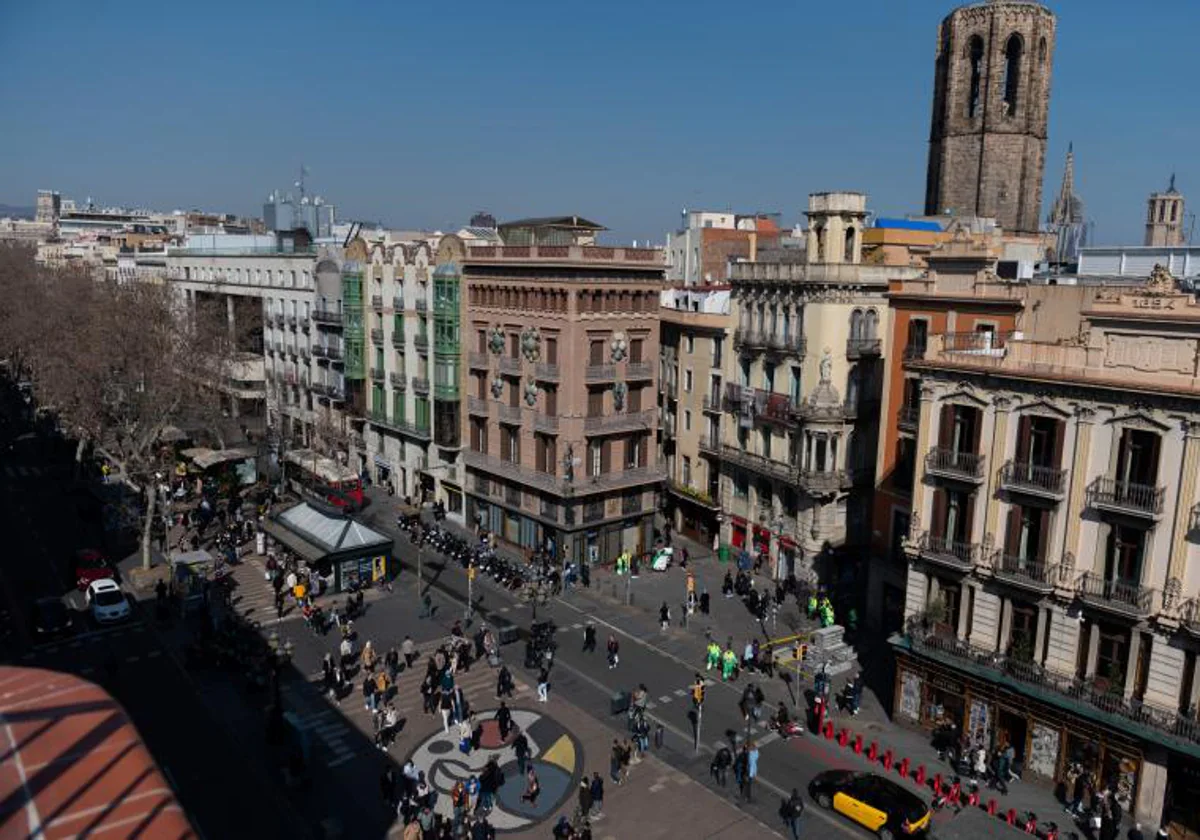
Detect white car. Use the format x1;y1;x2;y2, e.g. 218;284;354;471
86;579;131;624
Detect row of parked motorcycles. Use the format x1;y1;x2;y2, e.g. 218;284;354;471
397;514;529;592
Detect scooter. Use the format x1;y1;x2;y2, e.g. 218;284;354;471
767;718;805;739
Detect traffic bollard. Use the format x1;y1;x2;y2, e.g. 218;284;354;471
837;728;849;747
882;748;894;771
915;764;926;786
853;734;863;755
868;741;878;762
898;757;910;779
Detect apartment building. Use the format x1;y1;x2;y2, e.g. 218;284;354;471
665;211;780;286
460;217;665;564
354;233;464;511
659;286;732;546
870;226;1025;633
893;264;1200;833
721;193;923;582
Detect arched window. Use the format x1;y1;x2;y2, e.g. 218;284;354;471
865;308;879;340
846;366;860;407
844;227;856;263
849;309;864;340
966;36;984;118
815;226;826;262
1159;203;1166;223
1002;34;1023;115
1171;202;1178;222
1038;37;1047;67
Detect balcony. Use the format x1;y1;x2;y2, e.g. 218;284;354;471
534;413;559;433
585;364;616;382
412;377;430;395
991;553;1059;594
902;342;927;362
370;367;385;382
498;404;522;424
392;332;406;350
468;396;488;416
702;395;722;414
415;299;427;313
299;348;310;362
286;314;297;328
897;629;1200;752
698;434;721;457
371;295;383;310
918;532;981;573
898;404;920;431
392;296;404;310
390;372;406;389
1086;477;1165;520
465;450;565;497
299;315;310;332
535;362;560;381
467;352;488;370
371;328;384;345
1077;571;1154;618
626;362;652;380
845;337;882;359
499;357;521;375
311;345;329;360
312;307;342;325
272;313;285;328
583;409;655;435
414;334;429;352
661;420;675;441
1000;460;1067;500
797;469;853;496
667;481;719;509
924;447;985;483
720;444;793;483
664;380;678;400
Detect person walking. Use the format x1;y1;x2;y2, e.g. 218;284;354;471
582;623;597;653
606;635;619;670
609;739;623;785
589;772;604;819
577;779;592;823
537;666;549;702
513;732;530;776
520;766;540;806
711;745;732;787
496;664;514;699
495;701;513;741
783;787;805;839
659;601;670;631
401;635;417;669
440;688;454;733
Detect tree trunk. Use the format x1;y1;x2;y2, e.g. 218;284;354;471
141;481;157;570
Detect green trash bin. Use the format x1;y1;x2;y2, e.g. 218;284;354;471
718;544;731;565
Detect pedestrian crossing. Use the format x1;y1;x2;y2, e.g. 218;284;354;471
2;464;44;479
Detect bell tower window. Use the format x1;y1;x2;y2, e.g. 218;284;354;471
1002;34;1023;115
966;36;984;118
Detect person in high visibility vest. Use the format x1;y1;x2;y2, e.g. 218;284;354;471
721;646;738;681
705;641;721;672
806;593;818;620
819;597;835;628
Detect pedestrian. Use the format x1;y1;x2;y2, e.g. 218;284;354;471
733;745;747;790
583;623;597;653
711;745;732;787
420;592;433;619
537;666;549;702
606;635;619;670
609;739;623;784
364;675;377;712
745;741;758;803
659;601;670;631
578;779;593;821
496;664;514;699
495;701;513;741
589;772;604;819
520;766;540;805
513;732;530;776
402;635;417;669
783;787;805;839
381;763;397;809
440;689;454;732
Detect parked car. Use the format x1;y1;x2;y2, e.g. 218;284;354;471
73;549;115;591
808;770;931;839
86;579;131;624
30;597;75;639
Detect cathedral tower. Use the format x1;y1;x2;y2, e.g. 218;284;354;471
924;1;1056;234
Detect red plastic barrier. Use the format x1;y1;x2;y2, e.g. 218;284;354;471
824;721;835;739
837;728;849;747
853;734;863;755
915;764;926;786
882;749;894;771
933;772;942;794
898;757;910;779
987;798;997;816
867;741;878;762
1006;808;1017;825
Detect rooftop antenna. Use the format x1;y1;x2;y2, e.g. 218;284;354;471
295;164;310;202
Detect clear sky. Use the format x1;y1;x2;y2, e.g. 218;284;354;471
0;0;1194;246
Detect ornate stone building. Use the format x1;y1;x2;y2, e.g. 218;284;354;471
1145;175;1187;248
721;193;923;581
893;265;1200;834
924;0;1056;235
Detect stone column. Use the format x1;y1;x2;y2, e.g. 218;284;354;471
1122;630;1142;700
997;597;1013;654
912;383;940;537
1033;606;1048;664
956;583;973;640
1063;407;1096;583
1168;421;1200;588
1085;622;1100;678
226;294;237;341
985;396;1013;549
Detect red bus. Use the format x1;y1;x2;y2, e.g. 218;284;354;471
284;449;364;511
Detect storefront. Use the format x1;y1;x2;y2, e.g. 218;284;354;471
752;525;770;560
730;516;747;550
892;638;1158;822
263;502;393;594
373;455;391;488
778;536;797;580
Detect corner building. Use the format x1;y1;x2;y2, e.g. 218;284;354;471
460;217;665;563
892;266;1200;834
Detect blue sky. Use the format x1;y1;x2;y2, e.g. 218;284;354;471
0;0;1194;246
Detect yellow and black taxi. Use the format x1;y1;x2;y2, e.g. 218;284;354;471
808;770;932;839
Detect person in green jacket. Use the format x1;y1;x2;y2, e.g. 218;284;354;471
705;641;721;672
721;647;738;681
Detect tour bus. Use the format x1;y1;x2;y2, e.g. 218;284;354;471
283;449;364;511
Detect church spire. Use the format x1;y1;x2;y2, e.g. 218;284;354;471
1049;143;1079;226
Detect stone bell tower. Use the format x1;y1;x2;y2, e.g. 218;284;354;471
924;0;1056;234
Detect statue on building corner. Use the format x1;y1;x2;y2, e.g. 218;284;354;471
819;348;833;384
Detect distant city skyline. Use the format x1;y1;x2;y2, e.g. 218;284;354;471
0;0;1194;246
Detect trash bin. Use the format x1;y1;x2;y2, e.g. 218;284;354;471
718;545;731;565
654;724;664;749
610;691;631;716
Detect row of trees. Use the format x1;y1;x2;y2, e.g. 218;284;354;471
0;245;235;568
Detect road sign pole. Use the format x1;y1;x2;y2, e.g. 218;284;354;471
694;704;702;754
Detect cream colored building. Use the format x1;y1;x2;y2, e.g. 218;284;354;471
721;192;923;580
895;265;1200;832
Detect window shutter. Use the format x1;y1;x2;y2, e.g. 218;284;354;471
601;440;611;474
1015;415;1032;463
963;493;976;544
1051;419;1066;469
938;404;954;447
970;408;983;455
1037;507;1050;562
1004;507;1020;557
931;489;947;540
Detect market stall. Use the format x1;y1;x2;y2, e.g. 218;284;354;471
262;502;392;594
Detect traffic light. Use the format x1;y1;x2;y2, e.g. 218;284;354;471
794;642;808;661
692;683;705;707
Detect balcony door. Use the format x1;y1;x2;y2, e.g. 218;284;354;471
938;404;981;457
1015;415;1064;470
931;488;973;544
1104;524;1146;586
1115;428;1160;487
1004;504;1048;564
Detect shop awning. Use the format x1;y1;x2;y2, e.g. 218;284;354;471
264;502;392;563
180;447;257;470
